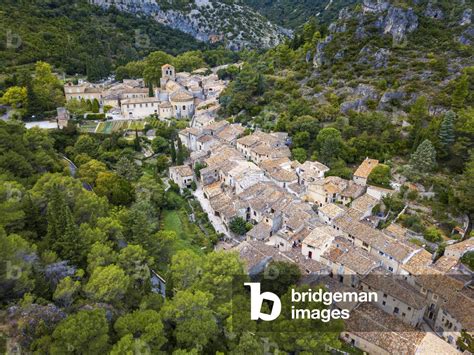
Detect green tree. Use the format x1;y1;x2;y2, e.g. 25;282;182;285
229;217;248;235
156;155;169;173
231;332;262;354
424;227;443;243
87;242;117;273
439;110;455;147
454;152;474;233
45;188;87;266
73;135;98;158
32;61;65;112
316;128;345;165
143;51;174;85
95;172;134;206
368;164;392;188
84;264;130;303
409;139;437;173
170;250;203;290
118;244;153;286
110;334;151;355
0;231;36;300
292;147;307;163
53;276;81;307
161;290;218;350
1;86;27;109
78;159;107;187
91;99;100;113
114;310;165;352
152;136;169;154
452;73;469;108
50;309;109;354
408;96;429;149
176;137;186;165
116;156;141;182
0;180;25;231
173;51;206;72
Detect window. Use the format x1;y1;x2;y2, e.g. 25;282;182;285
408;307;411;311
432;294;438;301
420;287;427;295
394;307;399;314
383;293;387;298
382;301;386;306
388;266;394;272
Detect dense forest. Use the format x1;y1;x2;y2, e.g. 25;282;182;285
0;0;206;81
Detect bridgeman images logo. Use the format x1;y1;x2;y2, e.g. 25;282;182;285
245;283;282;321
245;282;378;322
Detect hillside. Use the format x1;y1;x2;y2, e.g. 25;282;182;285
89;0;290;50
220;0;473;181
242;0;358;28
0;0;205;80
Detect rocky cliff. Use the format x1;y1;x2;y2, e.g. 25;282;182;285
309;0;473;115
89;0;290;50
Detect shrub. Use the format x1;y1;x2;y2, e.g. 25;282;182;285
424;227;443;243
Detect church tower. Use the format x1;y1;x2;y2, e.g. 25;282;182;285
160;64;176;90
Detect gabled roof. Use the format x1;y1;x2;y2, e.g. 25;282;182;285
354;157;379;178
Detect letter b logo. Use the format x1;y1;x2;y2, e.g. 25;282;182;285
245;283;281;321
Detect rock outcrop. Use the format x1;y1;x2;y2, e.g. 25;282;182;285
89;0;289;50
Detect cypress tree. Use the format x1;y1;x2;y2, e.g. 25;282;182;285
170;140;177;164
134;129;141;152
148;83;154;98
176;137;184;165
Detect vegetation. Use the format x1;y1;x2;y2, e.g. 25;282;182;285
242;0;357;28
0;0;204;81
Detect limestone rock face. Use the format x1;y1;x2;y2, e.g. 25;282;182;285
460;8;472;26
313;35;333;67
88;0;289;50
381;6;418;44
424;2;444;20
362;0;390;13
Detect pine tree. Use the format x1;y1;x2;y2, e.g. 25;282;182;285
439;110;455;147
410;139;437;173
45;188;86;266
452;73;468;109
148;83;154;98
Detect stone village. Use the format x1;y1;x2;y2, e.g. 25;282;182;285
61;64;473;355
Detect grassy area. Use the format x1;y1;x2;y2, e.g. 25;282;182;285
161;209;207;255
